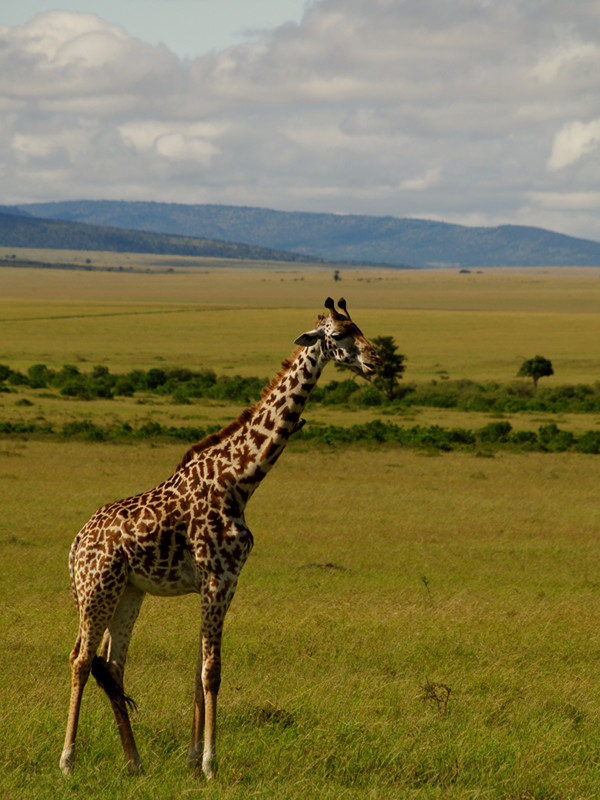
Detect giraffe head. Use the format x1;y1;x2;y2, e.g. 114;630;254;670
295;297;382;375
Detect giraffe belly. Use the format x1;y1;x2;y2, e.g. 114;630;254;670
128;550;200;596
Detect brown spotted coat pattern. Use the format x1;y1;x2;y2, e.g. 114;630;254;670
60;298;381;779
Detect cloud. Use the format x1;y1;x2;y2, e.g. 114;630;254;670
532;38;600;85
529;191;600;211
0;12;179;99
547;120;600;171
1;2;600;240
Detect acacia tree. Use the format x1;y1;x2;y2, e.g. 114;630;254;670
518;355;554;390
371;335;406;400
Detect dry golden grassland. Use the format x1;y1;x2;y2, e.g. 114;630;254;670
1;262;600;382
1;261;600;798
2;261;600;435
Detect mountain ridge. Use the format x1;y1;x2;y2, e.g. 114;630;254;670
16;200;600;268
0;209;323;264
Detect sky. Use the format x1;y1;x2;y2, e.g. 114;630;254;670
1;0;600;241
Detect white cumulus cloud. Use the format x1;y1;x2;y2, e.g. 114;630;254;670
1;1;600;240
547;120;600;171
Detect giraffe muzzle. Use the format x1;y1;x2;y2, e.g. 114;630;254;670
362;351;382;375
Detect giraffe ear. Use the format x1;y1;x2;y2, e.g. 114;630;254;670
294;329;324;347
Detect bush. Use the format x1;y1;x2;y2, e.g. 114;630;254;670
60;420;105;440
319;379;359;406
478;421;513;443
60;378;93;399
510;430;538;448
167;367;193;382
27;364;53;388
113;378;135;397
354;385;384;406
138;421;163;437
146;368;168;389
211;375;262;403
576;431;600;454
537;423;575;452
171;388;191;405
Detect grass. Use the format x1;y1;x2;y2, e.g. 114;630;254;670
2;263;600;380
2;262;600;797
2;442;600;798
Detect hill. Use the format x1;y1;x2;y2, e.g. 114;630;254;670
18;200;600;268
0;209;320;264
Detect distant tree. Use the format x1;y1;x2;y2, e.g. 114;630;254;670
518;355;554;389
371;335;406;400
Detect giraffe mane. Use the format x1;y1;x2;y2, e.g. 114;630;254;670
177;348;304;469
177;409;254;468
259;349;302;400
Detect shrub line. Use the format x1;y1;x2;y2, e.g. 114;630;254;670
1;418;599;454
4;364;600;413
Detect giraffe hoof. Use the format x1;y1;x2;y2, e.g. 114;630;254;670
59;749;75;777
187;747;201;775
126;756;145;775
202;754;218;780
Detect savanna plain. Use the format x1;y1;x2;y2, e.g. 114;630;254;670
2;259;600;799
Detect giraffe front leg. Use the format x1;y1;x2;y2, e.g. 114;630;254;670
188;613;224;780
200;632;222;779
188;575;237;779
187;645;205;774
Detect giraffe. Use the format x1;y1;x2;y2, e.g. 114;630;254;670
60;297;381;779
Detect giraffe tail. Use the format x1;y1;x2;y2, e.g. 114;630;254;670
91;655;138;712
68;534;81;613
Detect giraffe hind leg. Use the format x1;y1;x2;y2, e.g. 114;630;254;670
92;655;138;712
60;622;108;776
60;633;87;776
92;652;144;774
93;582;145;774
61;567;141;776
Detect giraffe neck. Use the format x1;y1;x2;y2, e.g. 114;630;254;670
234;343;325;497
180;343;326;506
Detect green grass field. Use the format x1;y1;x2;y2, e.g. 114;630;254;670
2;263;600;380
1;262;600;798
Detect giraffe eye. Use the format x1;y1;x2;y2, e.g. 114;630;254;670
331;332;348;341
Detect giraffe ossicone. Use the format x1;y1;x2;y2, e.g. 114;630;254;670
60;298;381;779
